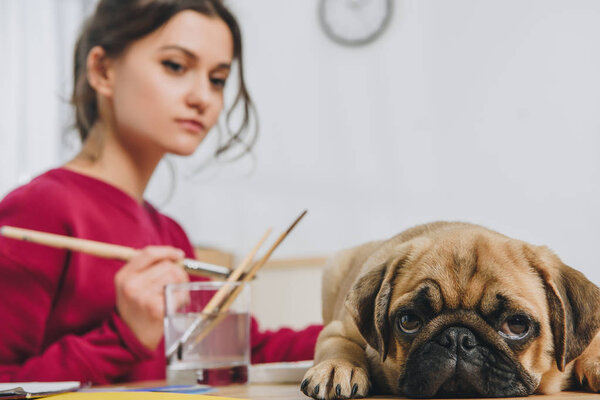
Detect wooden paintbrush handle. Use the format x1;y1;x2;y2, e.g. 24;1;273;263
167;229;272;359
186;210;308;349
202;229;272;314
0;225;230;278
0;226;137;260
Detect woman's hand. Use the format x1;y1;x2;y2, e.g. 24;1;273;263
114;246;189;350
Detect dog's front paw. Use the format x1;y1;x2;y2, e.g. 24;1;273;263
300;359;369;399
575;356;600;392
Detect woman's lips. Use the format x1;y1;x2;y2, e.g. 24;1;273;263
176;119;204;134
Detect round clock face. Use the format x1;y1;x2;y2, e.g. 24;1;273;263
319;0;393;46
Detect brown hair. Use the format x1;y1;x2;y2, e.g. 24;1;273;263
71;0;257;159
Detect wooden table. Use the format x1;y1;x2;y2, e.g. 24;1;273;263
208;384;598;399
120;380;598;399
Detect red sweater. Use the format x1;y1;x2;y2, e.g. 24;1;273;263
0;168;321;384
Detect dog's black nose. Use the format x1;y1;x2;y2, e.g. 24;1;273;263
437;326;478;353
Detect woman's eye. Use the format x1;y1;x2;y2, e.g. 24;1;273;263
398;313;422;334
499;315;530;339
210;78;227;88
162;60;185;73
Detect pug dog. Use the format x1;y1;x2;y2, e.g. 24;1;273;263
301;222;600;399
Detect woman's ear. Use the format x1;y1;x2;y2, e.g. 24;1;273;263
86;46;115;98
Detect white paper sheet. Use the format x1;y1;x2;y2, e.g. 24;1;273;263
0;381;80;395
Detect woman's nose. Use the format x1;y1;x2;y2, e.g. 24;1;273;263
186;76;211;112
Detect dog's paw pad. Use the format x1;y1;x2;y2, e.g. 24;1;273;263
300;359;369;399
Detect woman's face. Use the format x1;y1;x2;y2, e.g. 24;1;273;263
106;10;233;156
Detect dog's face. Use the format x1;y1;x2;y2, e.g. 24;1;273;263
345;228;600;397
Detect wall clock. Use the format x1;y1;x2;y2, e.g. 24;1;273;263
318;0;393;47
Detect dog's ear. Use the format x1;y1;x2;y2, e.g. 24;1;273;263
345;252;408;362
526;245;600;371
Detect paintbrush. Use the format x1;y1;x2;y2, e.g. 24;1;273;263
0;226;231;279
165;227;272;361
169;210;308;361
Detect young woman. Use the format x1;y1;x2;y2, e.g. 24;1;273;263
0;0;321;384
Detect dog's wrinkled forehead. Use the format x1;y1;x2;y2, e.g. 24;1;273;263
390;232;547;316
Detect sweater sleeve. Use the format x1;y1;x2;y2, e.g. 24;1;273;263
0;186;154;384
250;317;322;364
0;293;154;384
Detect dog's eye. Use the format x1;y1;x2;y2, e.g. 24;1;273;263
398;313;422;334
499;315;530;339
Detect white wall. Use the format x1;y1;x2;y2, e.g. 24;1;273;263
0;0;96;194
2;0;599;296
149;0;600;286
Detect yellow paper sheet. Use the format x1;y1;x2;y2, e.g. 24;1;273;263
46;392;240;400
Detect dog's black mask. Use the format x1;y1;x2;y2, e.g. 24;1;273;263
399;326;537;398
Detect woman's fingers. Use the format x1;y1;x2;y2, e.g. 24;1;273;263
124;246;185;273
114;245;189;350
143;260;189;288
115;246;184;287
118;260;188;310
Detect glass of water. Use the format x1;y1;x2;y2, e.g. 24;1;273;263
164;281;250;386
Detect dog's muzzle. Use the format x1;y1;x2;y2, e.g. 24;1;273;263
399;325;534;398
